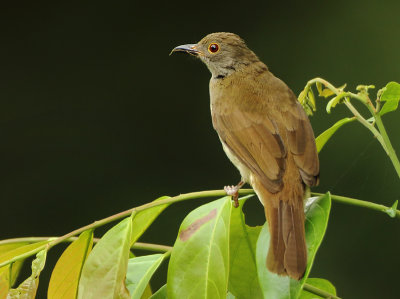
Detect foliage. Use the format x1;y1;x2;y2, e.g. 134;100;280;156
0;78;399;298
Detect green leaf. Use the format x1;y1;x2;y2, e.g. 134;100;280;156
228;196;262;298
0;241;48;267
167;197;232;298
131;196;170;246
385;200;398;218
326;94;346;113
298;89;315;116
298;90;307;105
256;193;332;299
48;230;93;299
7;249;47;298
141;284;153;299
316;117;355;152
125;254;164;299
316;82;323;96
299;278;337;298
379;82;400;115
0;240;48;297
78;217;133;299
0;243;30;298
150;285;166;299
307;89;316;112
319;88;335;98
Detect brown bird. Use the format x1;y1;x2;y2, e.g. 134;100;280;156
171;32;319;280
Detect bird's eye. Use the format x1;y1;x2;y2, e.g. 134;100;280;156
208;43;220;53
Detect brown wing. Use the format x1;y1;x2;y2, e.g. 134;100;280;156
212;96;319;191
281;99;319;186
212;109;287;193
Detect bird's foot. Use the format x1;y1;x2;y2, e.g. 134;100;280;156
224;181;245;208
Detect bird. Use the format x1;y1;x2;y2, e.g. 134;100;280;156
170;32;319;280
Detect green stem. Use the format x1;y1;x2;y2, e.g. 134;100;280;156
307;77;400;166
374;113;400;179
306;78;366;103
0;237;173;253
303;283;341;299
343;100;389;154
0;189;254;268
1;188;398;269
312;192;400;218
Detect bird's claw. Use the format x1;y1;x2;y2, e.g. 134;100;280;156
224;185;240;208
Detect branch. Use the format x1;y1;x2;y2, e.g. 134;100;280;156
303;283;341;299
0;189;254;268
0;188;398;269
374;112;400;179
0;237;172;253
312;192;400;219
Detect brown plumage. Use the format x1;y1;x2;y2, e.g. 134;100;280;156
171;32;319;280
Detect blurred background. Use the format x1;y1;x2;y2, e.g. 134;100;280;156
1;0;400;298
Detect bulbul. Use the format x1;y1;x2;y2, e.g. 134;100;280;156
171;32;319;280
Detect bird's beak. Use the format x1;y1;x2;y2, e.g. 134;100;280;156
170;44;200;56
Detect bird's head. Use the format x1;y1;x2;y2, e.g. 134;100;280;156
171;32;260;78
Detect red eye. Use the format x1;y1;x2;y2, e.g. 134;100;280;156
208;43;220;53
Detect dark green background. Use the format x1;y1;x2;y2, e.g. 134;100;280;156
1;1;399;298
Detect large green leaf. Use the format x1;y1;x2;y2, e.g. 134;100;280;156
48;230;93;299
78;217;133;299
7;249;47;299
316;118;355;152
167;197;232;299
380;81;400;115
125;254;164;299
256;193;331;299
299;278;337;298
0;243;29;298
131;196;170;246
228;196;262;298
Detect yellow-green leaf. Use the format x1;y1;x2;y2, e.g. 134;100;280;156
0;243;29;298
167;197;232;298
78;217;133;299
0;242;48;267
319;88;335;98
48;231;93;299
125;254;164;299
379;81;400;115
228;196;262;298
316;82;323;95
7;250;47;299
131;196;170;246
0;241;48;298
307;90;316;111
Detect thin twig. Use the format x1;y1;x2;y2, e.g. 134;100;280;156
303;283;341;299
0;237;173;253
0;189;254;268
312;192;400;218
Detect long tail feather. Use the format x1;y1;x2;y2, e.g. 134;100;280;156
254;177;307;280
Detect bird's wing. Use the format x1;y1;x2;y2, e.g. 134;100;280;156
212;109;287;193
281;100;319;186
212;99;319;192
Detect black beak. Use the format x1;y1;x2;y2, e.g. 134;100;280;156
170;44;200;56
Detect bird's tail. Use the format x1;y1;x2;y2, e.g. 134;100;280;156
253;178;307;280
